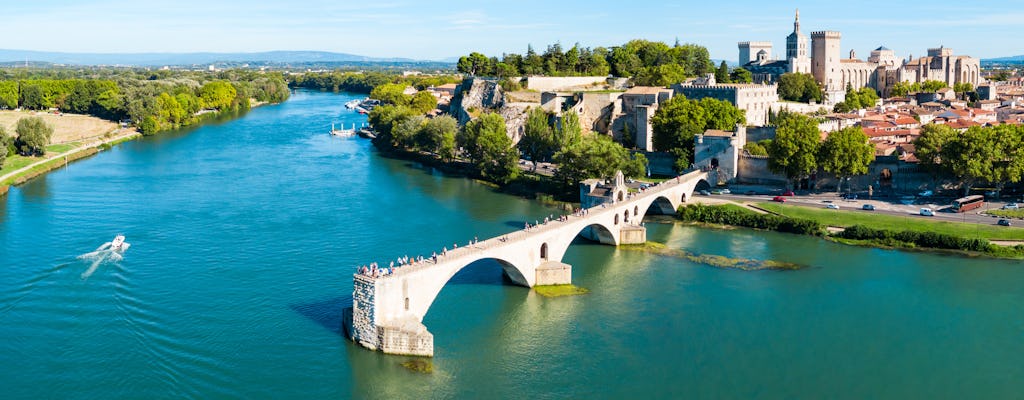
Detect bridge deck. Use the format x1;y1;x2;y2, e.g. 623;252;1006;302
354;172;701;282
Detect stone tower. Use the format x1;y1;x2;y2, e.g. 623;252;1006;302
738;41;773;66
811;31;842;93
785;9;811;73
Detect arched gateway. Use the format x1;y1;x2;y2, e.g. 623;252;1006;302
348;170;709;356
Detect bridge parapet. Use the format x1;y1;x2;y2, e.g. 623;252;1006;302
348;170;708;357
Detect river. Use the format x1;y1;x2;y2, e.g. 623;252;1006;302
2;90;1023;399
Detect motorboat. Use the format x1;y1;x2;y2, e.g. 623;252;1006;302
110;234;131;253
344;99;360;109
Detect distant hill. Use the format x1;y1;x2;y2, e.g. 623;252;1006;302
983;55;1024;62
0;49;437;67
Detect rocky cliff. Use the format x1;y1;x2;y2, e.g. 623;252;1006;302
450;78;529;143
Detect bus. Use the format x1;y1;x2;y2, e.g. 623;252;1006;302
952;195;985;213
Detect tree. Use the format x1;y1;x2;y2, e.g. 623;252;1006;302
20;84;46;110
913;124;956;181
0;126;9;166
518;107;554;170
409;91;437;114
777;73;823;103
890;81;913;97
0;81;17;109
416;115;458;154
198;81;236;110
652;96;707;155
460;113;519;184
942;126;997;196
699;97;746;130
457;52;492;76
370;83;411;106
921;80;948;93
767;112;820;187
368;105;417;148
730;67;753;84
953;82;974;97
818;126;875;192
744;141;768;156
554;111;583;151
715;61;732;84
554;135;647;187
391;116;425;149
14;116;54;156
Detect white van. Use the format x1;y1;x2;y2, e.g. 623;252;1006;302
919;208;935;216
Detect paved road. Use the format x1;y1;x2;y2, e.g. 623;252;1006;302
706;193;1019;227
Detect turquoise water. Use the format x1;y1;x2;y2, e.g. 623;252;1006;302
2;90;1023;399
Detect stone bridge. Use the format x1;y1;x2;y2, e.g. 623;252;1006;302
348;170;709;356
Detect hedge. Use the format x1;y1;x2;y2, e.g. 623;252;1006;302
836;225;994;253
677;204;825;236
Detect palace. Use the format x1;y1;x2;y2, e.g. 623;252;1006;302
740;10;980;101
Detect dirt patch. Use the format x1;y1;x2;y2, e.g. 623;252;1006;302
0;110;119;144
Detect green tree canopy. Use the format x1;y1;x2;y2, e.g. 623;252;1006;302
14;116;54;156
767;112;821;186
715;61;731;84
198;81;236;110
554;135;647;187
409;90;438;114
777;73;823;103
416;115;458;155
554;111;583;151
370;83;411;106
460;113;519;184
518;107;555;170
0;126;9;166
730;67;753;84
818;126;875;192
652;95;707;156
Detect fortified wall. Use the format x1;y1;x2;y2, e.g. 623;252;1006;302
526;76;612;92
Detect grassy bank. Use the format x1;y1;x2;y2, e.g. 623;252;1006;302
756;202;1023;241
986;209;1024;219
680;203;1024;259
2;147;99;186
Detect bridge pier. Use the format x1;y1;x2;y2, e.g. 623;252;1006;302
535;261;572;286
619;224;647;244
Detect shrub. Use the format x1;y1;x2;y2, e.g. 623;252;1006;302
837;225;994;253
677;204;824;236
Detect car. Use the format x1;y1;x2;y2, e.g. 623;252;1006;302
745;190;757;195
826;203;840;210
720;188;731;194
842;193;858;200
710;189;724;195
699;190;710;196
920;208;935;216
998;219;1012;226
918;190;933;197
772;196;786;203
783;190;795;196
1003;203;1019;210
862;204;875;211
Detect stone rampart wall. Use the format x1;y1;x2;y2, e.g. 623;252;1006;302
526;76;608;92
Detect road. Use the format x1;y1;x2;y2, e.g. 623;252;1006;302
706;192;1018;227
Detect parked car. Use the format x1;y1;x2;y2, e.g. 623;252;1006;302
862;204;875;211
920;208;935;216
710;189;724;195
699;190;710;196
1003;203;1019;210
998;219;1012;226
772;196;787;203
918;190;933;197
782;190;795;196
826;203;840;210
720;188;731;194
842;193;858;200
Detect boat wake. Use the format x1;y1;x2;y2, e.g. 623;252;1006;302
77;239;130;280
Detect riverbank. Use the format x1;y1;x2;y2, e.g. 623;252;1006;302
0;128;141;191
676;203;1024;260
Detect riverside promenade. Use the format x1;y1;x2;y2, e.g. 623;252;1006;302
349;169;710;356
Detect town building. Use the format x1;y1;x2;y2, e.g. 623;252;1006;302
673;75;779;127
739;10;981;102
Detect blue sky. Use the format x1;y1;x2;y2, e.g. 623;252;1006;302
8;0;1022;61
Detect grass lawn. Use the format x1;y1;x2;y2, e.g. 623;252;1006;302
986;209;1024;219
1;142;82;174
757;202;1024;241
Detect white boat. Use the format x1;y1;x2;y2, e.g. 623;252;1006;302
110;234;130;253
344;99;360;109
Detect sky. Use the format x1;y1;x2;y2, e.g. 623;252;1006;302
6;0;1023;61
